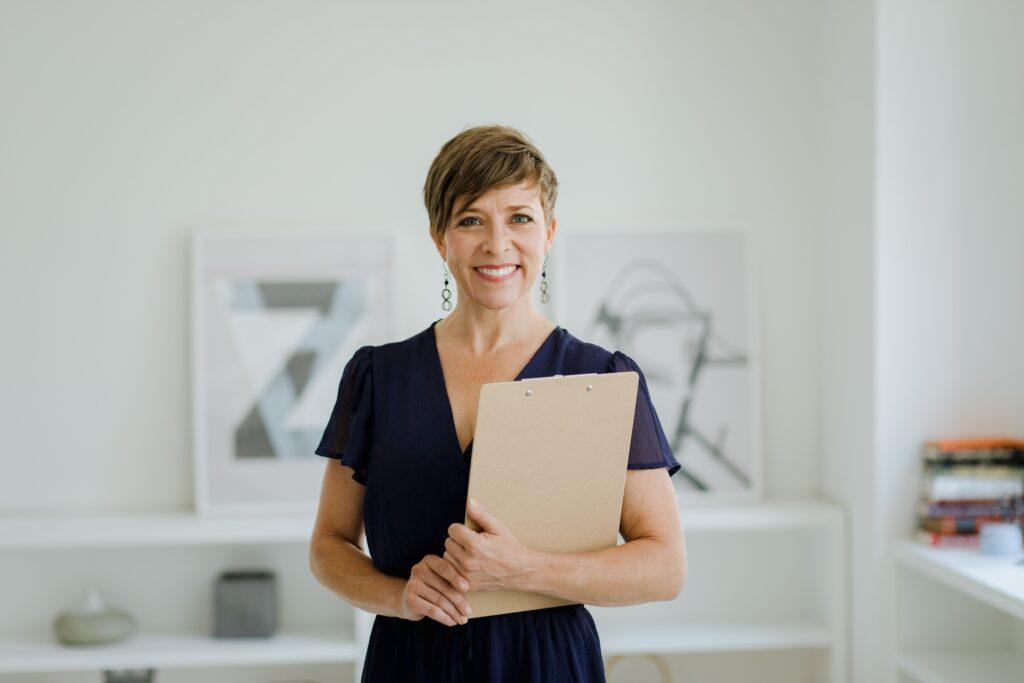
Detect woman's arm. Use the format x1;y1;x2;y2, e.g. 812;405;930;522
448;468;686;607
310;460;474;624
309;461;407;617
514;468;685;606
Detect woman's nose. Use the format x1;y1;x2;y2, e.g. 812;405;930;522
482;221;512;254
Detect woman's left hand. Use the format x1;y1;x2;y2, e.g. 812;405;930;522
444;498;528;593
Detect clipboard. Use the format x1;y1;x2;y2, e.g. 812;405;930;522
462;370;639;618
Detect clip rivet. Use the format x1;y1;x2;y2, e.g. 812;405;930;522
525;389;533;397
586;385;593;392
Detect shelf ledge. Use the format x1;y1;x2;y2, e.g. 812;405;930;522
896;650;1024;683
893;540;1024;621
0;499;844;550
596;620;833;656
0;629;357;673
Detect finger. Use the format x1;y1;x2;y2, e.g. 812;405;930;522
420;561;467;613
447;522;476;547
427;553;469;586
443;539;471;577
443;549;470;579
416;580;466;624
411;585;457;625
411;592;457;627
466;497;504;534
422;567;471;617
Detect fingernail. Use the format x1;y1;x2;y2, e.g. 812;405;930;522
461;580;469;590
469;497;478;509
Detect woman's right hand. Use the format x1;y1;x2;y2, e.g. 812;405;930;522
399;554;472;626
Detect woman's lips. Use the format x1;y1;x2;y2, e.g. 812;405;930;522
473;265;520;282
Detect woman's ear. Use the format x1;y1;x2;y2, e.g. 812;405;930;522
433;234;447;262
545;217;557;250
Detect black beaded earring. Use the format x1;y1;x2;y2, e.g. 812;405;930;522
441;261;453;311
540;251;550;304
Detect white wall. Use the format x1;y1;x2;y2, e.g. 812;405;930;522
0;0;825;512
876;0;1024;540
875;0;1024;679
820;3;875;683
820;1;1024;681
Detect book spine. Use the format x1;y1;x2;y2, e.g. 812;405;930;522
923;475;1024;501
924;438;1024;453
918;516;1005;534
918;501;1009;517
924;454;1024;467
922;465;1024;477
915;531;980;547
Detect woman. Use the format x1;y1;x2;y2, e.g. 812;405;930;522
310;124;686;682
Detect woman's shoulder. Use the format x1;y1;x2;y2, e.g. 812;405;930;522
350;322;436;371
556;327;625;374
372;323;432;353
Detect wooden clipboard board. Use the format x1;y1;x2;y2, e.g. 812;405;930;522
462;370;639;618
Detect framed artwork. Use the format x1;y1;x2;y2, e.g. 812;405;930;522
190;229;395;516
562;230;762;503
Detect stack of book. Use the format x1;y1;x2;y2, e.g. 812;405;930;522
917;437;1024;547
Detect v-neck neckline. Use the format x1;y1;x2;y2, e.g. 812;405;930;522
428;318;561;462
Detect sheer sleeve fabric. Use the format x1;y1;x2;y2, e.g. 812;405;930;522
315;345;374;485
606;350;681;478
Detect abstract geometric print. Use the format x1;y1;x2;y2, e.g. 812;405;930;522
216;278;367;460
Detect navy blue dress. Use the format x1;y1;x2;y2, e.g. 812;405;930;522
315;318;681;682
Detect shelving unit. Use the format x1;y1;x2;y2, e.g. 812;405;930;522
892;540;1024;683
592;497;846;682
0;498;846;682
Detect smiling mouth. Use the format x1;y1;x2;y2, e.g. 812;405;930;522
473;265;520;281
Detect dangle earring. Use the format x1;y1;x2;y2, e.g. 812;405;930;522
441;261;453;311
540;251;550;304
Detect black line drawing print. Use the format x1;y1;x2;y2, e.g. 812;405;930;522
585;258;750;491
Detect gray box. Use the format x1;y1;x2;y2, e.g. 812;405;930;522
213;570;277;638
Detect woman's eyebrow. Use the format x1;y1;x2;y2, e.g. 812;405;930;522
458;204;534;216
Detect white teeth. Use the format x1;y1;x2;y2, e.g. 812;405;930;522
476;265;516;277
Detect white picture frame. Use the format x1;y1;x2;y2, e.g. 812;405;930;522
190;228;396;516
561;228;762;504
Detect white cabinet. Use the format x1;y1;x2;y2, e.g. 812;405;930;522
594;499;847;682
0;499;846;682
893;541;1024;683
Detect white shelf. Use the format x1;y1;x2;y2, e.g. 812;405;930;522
678;499;843;532
895;651;1024;683
893;540;1024;621
0;621;833;673
598;620;832;656
0;501;845;681
0;629;357;673
0;499;843;550
0;512;317;549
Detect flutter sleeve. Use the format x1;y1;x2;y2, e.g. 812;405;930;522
606;350;682;478
314;345;374;485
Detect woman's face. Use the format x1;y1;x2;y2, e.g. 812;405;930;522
436;180;556;312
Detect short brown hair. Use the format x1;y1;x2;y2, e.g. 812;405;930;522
423;124;558;246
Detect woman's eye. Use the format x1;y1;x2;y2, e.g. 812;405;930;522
458;214;533;226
